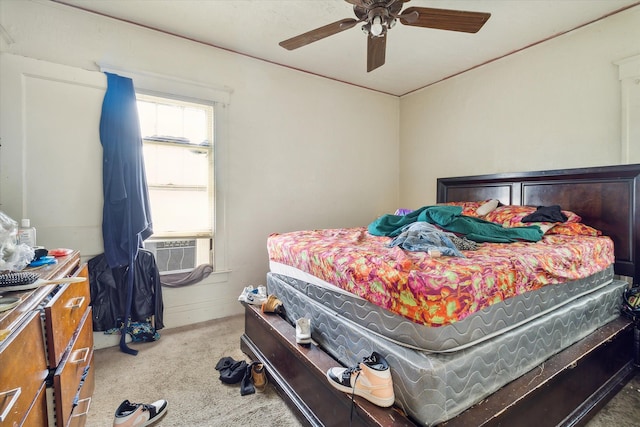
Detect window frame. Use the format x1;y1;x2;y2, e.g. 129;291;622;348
137;92;214;239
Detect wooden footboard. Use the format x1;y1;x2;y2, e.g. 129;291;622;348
240;304;416;427
242;303;636;427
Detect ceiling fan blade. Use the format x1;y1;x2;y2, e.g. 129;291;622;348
367;35;386;72
279;18;358;50
399;7;490;33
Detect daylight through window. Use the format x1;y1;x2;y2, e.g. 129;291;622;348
137;93;214;274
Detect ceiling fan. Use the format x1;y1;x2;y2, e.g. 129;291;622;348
279;0;491;72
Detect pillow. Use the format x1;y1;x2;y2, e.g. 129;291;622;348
484;205;582;228
439;200;493;217
476;199;499;216
546;222;602;237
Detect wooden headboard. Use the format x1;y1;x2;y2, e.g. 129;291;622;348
437;164;640;284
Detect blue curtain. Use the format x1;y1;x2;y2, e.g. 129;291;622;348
99;72;153;355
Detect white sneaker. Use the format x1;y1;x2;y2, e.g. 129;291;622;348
296;317;312;345
326;352;394;407
245;286;267;305
113;399;168;427
238;286;254;303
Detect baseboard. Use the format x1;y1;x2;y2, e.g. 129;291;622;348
93;331;131;350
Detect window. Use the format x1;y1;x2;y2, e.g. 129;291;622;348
136;93;214;274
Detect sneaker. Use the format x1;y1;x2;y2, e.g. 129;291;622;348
261;294;285;315
296;318;312;345
326;352;394;408
237;286;254;303
245;286;267;305
251;362;268;392
113;399;168;427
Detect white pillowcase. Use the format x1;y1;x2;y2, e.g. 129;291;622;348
476;199;499;216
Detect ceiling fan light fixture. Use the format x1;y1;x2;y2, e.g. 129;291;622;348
370;15;384;36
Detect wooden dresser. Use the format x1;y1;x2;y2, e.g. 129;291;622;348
0;251;94;427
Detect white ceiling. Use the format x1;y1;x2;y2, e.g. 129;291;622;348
53;0;640;96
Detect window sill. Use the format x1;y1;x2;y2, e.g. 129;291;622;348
160;268;230;287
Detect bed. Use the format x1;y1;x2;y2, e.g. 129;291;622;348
241;163;640;427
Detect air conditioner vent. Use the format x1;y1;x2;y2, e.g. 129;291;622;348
145;239;197;275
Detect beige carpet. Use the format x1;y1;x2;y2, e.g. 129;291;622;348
87;314;303;427
88;314;639;427
584;372;640;427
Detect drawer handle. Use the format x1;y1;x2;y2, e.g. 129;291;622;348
66;296;86;310
69;397;91;427
0;387;21;422
71;347;90;365
72;397;92;416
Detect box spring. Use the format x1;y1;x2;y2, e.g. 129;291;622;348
266;272;627;426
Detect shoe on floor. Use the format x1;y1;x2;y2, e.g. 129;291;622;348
261;294;285;315
251;362;268;392
296;317;312;345
113;399;168;427
326;352;394;408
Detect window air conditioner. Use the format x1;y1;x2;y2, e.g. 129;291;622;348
145;239;197;275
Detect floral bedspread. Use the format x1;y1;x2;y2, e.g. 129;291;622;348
267;227;614;327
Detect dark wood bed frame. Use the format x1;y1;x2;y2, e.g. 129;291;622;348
241;163;640;427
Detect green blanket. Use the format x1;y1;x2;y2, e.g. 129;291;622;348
367;205;543;243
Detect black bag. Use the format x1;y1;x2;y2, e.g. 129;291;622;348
215;357;248;384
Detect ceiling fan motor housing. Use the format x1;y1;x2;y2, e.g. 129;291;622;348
356;1;402;36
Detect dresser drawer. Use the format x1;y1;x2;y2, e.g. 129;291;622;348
53;308;93;427
21;382;48;427
0;311;48;426
66;360;94;427
44;265;90;367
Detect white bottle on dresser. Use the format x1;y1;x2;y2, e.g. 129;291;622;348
17;218;37;247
